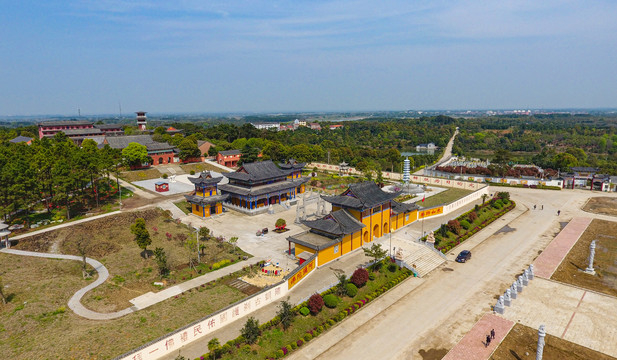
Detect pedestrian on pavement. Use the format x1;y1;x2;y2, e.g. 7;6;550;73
541;204;544;210
486;334;491;346
557;210;561;216
491;329;495;339
534;204;536;210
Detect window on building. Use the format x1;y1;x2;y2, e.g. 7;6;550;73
334;245;339;254
405;214;409;221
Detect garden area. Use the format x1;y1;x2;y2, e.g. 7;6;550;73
551;219;617;297
12;208;251;312
426;192;516;253
304;170;363;194
200;258;413;360
0;251;265;360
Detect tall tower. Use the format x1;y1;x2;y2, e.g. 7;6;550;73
136;111;147;131
403;157;411;183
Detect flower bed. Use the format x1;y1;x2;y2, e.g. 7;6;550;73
199;265;413;360
430;196;516;253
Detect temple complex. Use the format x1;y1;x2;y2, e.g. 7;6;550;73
184;171;229;218
218;160;308;215
287;181;419;267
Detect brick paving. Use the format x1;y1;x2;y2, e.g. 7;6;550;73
532;217;592;279
442;313;514;360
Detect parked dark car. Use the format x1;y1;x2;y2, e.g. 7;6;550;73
456;250;471;263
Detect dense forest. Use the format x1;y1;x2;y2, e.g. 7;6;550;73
4;113;617;222
451;115;617;174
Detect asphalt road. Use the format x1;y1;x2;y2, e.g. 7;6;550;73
288;187;612;360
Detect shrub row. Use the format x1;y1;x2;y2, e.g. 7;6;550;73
435;201;516;253
267;268;413;360
197;268;413;360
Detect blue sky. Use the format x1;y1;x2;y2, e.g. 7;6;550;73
1;1;616;115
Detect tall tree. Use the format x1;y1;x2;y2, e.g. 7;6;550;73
122;143;149;168
130;218;152;258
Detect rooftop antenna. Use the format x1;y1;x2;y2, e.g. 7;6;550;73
78;106;81;117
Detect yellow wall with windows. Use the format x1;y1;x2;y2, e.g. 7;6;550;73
318;242;341;266
192;204;202;216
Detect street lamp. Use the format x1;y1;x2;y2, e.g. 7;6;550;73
191;225;200;263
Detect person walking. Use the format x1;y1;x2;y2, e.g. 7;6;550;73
541;204;544;210
491;329;495;339
486;334;491;346
534;204;537;210
557;210;561;216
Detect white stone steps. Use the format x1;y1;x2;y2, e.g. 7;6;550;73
400;242;445;277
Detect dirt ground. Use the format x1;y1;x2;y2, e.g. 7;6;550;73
551;219;617;297
491;323;616;360
582;197;617;216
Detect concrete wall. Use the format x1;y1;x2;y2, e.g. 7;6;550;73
117;281;289;360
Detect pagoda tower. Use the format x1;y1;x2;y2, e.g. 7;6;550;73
136;111;147;131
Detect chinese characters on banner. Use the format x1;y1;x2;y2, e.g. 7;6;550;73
288;259;316;289
419;206;443;219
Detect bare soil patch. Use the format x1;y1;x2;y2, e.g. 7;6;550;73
491;323;615;360
120;168;162;182
583;197;617;216
551;219;617;297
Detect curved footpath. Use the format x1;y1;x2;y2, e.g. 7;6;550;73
0;248;135;320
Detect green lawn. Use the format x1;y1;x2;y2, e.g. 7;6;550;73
419;188;473;208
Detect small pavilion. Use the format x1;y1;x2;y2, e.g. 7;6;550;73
184;171;229;218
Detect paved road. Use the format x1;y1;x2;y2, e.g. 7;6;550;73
289;187;612;360
414;128;458;175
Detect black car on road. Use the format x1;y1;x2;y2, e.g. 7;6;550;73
456;250;471;263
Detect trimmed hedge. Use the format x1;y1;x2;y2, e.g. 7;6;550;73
323;294;339;308
345;283;358;297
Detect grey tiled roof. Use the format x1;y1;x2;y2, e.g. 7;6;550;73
39;120;92;127
301;209;365;236
391;200;419;214
219;177;308;197
322;181;399;210
188;171;223;186
219;149;241;156
105;135;175;152
287;231;340;251
184;194;229;206
62;128;103;136
279;158;306;170
94;124;124;130
9;136;32;143
224;160;289;183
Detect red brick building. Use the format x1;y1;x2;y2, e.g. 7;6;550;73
106;135;178;167
216;150;242;168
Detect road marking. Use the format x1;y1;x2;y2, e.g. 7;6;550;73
562;290;586;338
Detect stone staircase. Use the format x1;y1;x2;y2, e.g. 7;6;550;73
398;241;446;277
